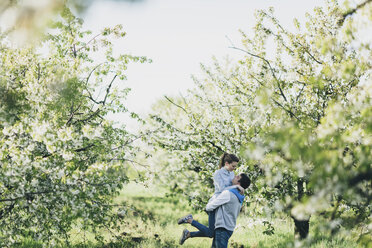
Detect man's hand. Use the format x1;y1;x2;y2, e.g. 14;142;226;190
237;185;244;195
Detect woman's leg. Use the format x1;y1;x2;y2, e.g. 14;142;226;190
208;210;216;234
189;210;215;238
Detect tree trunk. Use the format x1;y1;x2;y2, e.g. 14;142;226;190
292;178;310;239
292;216;310;239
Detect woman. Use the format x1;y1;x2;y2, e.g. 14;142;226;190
177;152;244;245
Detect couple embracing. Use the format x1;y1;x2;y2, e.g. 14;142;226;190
177;153;251;248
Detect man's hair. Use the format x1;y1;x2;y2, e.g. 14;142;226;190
238;173;251;189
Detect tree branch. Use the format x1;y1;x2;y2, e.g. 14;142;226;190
296;83;306;102
164;95;188;114
348;170;372;187
66;103;82;125
207;141;224;152
1;190;57;202
85;63;105;86
103;74;117;106
76;33;102;53
338;0;372;26
272;98;301;122
119;128;162;148
294;41;323;65
75;144;95;153
229;46;288;102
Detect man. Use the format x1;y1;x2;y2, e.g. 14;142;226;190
179;173;251;248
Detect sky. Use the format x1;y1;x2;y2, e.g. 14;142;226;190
82;0;325;129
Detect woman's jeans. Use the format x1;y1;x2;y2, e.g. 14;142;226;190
211;228;233;248
189;210;215;238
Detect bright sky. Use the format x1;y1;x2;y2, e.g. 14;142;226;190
82;0;325;129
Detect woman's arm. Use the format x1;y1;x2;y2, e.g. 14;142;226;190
224;185;244;194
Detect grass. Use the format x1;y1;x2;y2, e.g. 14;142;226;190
17;182;370;247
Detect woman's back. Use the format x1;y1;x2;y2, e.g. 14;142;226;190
213;167;235;195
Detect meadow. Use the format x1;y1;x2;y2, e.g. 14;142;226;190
19;182;367;248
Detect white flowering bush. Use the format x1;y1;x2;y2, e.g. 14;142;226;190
0;7;148;246
148;0;371;244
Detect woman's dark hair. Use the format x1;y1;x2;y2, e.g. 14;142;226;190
219;152;239;168
238;173;251;189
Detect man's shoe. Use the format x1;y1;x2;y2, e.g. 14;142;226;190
179;229;190;245
177;214;193;224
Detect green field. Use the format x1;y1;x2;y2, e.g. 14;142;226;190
18;182;368;248
72;184;371;247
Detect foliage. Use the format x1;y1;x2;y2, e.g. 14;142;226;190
147;0;371;244
0;7;148;246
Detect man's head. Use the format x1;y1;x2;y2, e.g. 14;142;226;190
232;173;251;189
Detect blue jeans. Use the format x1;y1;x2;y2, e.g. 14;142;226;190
211;228;233;248
189;210;215;238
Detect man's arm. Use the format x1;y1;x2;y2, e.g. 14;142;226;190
206;190;231;211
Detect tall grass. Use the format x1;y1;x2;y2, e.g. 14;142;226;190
17;183;368;247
